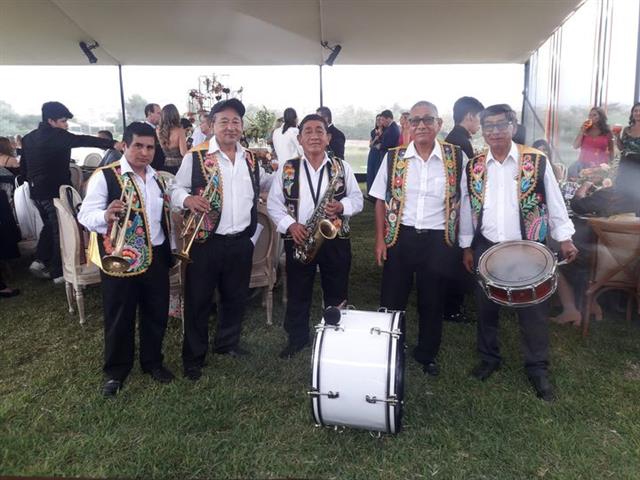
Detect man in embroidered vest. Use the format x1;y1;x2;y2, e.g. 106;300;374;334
171;99;273;381
267;114;363;358
370;100;466;377
459;104;579;402
79;122;174;397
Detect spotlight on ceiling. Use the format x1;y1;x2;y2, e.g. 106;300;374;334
79;41;99;64
321;41;342;66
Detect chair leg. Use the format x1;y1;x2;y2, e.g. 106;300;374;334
75;285;86;325
266;286;273;326
582;294;592;337
65;282;75;314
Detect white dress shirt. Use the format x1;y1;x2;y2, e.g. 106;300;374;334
370;141;467;230
170;136;273;235
267;153;363;234
459;141;574;248
78;155;166;246
272;126;302;161
190;126;207;147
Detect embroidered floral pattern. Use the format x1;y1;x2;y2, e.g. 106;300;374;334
194;151;224;242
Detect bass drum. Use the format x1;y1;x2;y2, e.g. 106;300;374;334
309;309;405;434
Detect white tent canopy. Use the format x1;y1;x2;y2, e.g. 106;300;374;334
1;0;582;66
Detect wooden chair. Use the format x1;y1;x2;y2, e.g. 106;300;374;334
54;186;101;325
249;204;278;325
582;216;640;336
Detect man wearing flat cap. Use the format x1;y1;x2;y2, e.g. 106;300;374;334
171;98;274;381
21;101;120;283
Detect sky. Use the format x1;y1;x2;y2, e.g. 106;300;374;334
0;64;525;125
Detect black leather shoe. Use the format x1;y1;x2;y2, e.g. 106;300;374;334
279;342;308;359
147;365;175;384
471;361;501;381
528;374;554;402
215;346;250;357
102;379;122;398
183;366;202;381
423;361;440;377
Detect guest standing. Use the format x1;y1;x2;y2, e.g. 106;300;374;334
157;104;187;174
572;107;614;173
271;107;302;161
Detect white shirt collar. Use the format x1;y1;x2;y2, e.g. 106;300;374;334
404;140;443;162
301;152;331;171
486;141;519;165
120;154;157;179
144;120;156;129
207;135;245;159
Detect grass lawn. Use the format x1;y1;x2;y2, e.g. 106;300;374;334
1;197;640;479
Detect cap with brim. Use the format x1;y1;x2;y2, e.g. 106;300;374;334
42;101;73;121
210;98;245;118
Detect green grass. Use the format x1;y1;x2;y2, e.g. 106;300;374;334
2;197;640;479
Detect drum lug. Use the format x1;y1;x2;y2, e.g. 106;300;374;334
365;394;399;406
307;388;339;399
370;327;402;338
506;287;513;303
530;285;537;300
315;324;344;332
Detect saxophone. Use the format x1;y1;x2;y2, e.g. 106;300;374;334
293;160;344;264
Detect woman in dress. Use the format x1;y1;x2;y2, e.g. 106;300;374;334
366;114;384;195
271;107;301;162
614;102;640;210
572;107;614;172
157;104;187;174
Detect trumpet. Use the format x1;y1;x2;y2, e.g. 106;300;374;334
174;176;216;263
102;177;135;274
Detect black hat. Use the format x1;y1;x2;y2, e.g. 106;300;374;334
210;98;245;118
42;101;74;121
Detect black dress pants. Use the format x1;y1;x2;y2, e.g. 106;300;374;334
34;198;62;278
380;227;457;365
473;236;549;375
182;233;253;369
101;245;170;381
443;245;473;316
283;238;351;346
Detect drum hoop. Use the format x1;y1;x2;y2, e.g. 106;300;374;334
478;240;556;288
310;323;327;427
480;264;557;291
387;311;402;434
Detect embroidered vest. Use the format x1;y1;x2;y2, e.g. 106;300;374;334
466;145;549;244
281;155;350;240
383;141;463;247
190;144;260;241
94;161;171;277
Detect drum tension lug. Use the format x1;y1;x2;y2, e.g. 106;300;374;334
370;327;401;338
366;394;398;406
315;324;344;332
307;388;339;399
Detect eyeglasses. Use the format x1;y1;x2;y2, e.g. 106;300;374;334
408;116;439;127
482;121;513;133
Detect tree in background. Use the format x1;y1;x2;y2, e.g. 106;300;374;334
0;100;40;136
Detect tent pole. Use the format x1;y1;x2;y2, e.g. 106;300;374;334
319;64;324;107
118;64;126;132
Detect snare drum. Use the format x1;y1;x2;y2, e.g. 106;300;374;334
309;309;405;434
477;240;559;307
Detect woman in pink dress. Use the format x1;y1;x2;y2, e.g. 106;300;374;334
572;107;614;170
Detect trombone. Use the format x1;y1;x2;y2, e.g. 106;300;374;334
174;175;216;263
102;176;136;274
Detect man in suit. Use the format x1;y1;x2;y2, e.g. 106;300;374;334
317;106;345;159
144;103;165;171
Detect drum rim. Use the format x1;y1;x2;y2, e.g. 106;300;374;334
387;310;405;434
310;321;326;427
478;240;556;288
